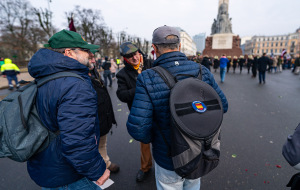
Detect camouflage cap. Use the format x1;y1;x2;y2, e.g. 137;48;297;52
119;42;139;56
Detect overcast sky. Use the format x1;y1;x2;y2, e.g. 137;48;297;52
28;0;300;41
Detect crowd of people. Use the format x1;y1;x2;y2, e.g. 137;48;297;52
1;25;300;190
189;53;300;84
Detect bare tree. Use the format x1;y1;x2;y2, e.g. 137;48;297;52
0;0;49;63
33;7;55;38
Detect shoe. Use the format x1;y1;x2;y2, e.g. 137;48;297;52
108;163;120;173
136;169;151;182
8;86;13;90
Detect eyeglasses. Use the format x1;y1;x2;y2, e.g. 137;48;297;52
71;48;91;54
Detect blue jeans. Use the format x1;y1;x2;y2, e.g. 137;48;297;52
7;75;19;87
220;67;226;82
42;177;101;190
155;162;200;190
103;70;112;87
259;71;266;83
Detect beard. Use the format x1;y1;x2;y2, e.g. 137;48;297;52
75;52;90;67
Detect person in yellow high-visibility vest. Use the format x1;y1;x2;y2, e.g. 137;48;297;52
116;57;121;69
1;58;20;90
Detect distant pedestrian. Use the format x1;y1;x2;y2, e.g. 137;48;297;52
220;54;229;83
293;54;300;74
278;56;283;72
246;55;252;74
258;53;269;84
110;58;118;80
201;55;212;71
252;55;258;78
213;56;219;72
116;57;121;69
238;55;245;74
272;56;278;73
232;56;238;73
102;56;112;87
1;58;20;90
227;56;231;73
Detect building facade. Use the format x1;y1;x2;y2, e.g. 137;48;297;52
175;27;197;56
193;33;206;53
244;28;300;57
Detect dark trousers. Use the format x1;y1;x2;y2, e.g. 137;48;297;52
259;71;266;83
103;70;112;87
7;75;19;87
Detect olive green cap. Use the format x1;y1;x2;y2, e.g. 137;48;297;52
44;29;99;50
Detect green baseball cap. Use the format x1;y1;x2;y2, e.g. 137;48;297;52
44;29;99;50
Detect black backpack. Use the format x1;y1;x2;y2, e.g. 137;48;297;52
152;65;224;179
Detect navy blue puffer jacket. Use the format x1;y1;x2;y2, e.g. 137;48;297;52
27;49;106;188
127;51;228;171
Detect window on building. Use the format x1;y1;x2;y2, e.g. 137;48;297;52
263;43;265;47
271;49;273;53
267;42;269;47
285;42;288;46
276;43;278;47
275;49;277;53
280;42;283;46
271;42;273;47
266;49;268;53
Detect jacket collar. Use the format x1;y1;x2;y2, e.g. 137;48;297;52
153;51;187;67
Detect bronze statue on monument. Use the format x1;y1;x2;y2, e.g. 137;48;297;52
203;0;242;57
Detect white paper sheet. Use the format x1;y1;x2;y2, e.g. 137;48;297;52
93;178;114;189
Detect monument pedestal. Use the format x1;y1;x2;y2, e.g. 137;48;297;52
203;33;242;57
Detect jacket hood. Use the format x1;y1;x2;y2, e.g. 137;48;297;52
28;48;89;78
153;51;186;67
4;58;12;64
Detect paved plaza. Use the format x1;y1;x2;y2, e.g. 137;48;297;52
0;68;300;190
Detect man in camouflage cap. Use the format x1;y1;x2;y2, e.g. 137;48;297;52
116;41;153;182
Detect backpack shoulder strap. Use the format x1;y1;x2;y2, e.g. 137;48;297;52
36;72;85;88
197;63;203;81
151;66;176;89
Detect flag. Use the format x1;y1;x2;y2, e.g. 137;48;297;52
69;17;76;32
281;49;287;57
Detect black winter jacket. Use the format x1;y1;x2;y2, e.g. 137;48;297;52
90;69;116;136
116;58;152;110
201;57;212;71
258;56;270;72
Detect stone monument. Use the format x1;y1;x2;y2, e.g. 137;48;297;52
202;0;242;57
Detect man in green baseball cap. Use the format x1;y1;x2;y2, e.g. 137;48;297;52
26;30;109;189
43;29;99;68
